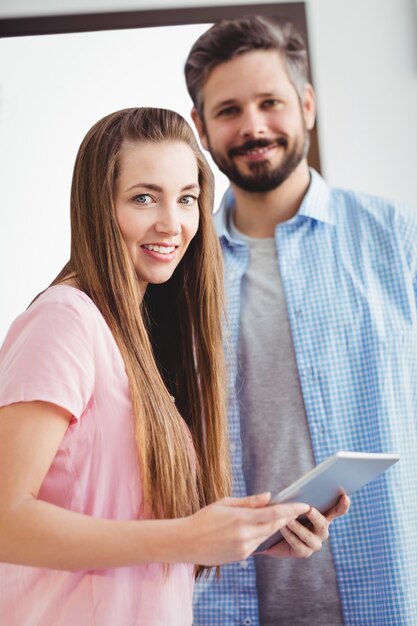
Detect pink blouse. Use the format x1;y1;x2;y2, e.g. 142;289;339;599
0;286;194;626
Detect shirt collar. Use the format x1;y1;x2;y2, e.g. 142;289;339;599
214;168;334;242
298;169;334;225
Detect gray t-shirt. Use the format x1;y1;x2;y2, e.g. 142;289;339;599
231;219;343;626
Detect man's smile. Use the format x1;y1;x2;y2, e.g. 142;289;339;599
229;137;288;162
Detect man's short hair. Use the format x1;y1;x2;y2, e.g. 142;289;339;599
184;14;310;116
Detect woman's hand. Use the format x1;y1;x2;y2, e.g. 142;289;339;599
177;493;310;566
262;494;350;559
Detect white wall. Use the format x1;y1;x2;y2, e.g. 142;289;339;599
1;0;416;341
307;0;417;199
0;23;228;342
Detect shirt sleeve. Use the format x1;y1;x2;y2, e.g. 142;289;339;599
0;290;95;422
396;205;417;309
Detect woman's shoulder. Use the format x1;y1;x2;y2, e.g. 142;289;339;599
4;285;101;349
34;284;93;306
30;285;100;322
0;285;100;418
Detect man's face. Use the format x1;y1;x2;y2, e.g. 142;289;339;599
192;49;315;193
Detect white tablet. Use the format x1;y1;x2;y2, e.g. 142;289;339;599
256;451;399;552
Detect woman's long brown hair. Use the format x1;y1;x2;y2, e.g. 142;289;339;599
52;109;230;564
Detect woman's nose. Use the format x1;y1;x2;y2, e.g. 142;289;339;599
154;206;181;236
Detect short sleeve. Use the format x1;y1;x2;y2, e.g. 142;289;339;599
0;289;95;421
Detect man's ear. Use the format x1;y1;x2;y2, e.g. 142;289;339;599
191;107;209;151
302;84;316;131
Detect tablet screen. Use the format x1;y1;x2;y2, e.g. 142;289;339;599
255;451;399;552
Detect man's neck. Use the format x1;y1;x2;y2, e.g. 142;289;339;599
231;161;311;238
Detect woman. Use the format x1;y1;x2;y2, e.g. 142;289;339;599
0;108;333;626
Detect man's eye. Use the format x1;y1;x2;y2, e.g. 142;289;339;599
217;106;238;117
262;99;282;109
133;194;152;205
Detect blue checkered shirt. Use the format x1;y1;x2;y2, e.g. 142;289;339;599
193;170;417;625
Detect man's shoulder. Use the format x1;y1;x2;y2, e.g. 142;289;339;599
325;184;417;276
330;182;406;213
329;183;417;236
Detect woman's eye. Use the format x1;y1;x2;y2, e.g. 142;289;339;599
179;195;198;206
133;194;152;205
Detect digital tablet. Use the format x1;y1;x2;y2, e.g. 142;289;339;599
256;451;399;552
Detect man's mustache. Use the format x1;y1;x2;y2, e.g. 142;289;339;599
229;136;288;157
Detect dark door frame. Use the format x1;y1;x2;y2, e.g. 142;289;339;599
0;2;320;170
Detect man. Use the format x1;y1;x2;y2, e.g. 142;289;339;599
184;15;417;626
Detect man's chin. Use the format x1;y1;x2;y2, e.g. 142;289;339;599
231;175;284;194
213;153;291;193
226;164;276;192
237;180;284;194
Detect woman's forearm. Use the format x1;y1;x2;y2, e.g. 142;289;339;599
0;493;314;570
0;496;184;570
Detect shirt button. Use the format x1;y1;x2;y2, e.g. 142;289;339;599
239;559;249;569
230;442;236;454
243;619;252;626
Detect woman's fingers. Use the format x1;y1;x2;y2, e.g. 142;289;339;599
302;508;329;540
221;496;311;528
280;508;329;553
185;496;312;565
187;493;350;565
325;494;351;522
261;495;351;559
266;514;325;559
222;492;272;508
280;524;321;557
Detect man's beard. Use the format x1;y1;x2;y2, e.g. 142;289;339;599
207;130;310;193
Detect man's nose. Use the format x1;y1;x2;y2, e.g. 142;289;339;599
239;106;268;139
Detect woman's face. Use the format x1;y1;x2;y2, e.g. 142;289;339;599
115;140;200;293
